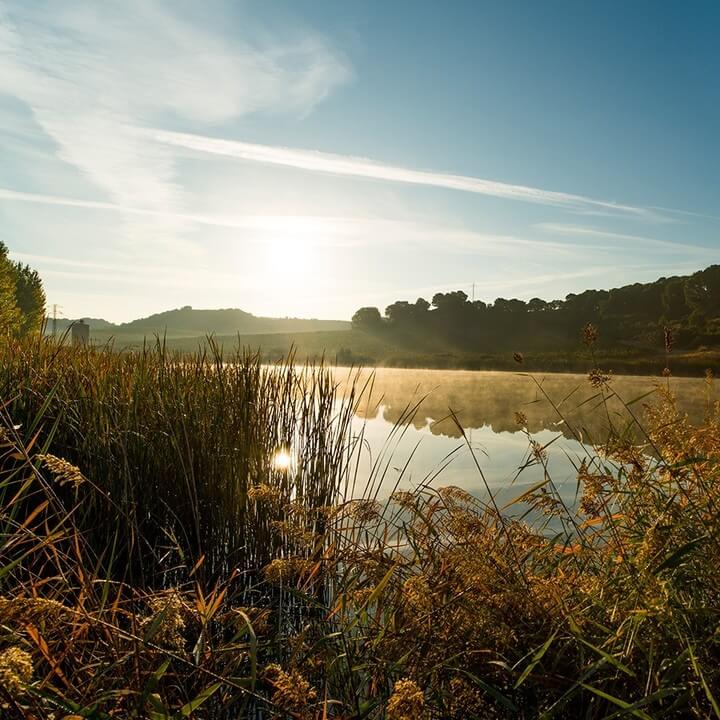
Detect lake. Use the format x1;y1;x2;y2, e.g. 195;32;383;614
333;368;716;504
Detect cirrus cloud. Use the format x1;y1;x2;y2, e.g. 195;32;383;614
0;0;350;250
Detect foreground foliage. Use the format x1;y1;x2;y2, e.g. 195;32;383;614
0;338;718;718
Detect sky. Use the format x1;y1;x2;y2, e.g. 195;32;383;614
0;0;718;322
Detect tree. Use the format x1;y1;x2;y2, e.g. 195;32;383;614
350;263;720;354
385;301;414;326
414;297;430;313
351;306;383;331
431;291;468;312
0;242;21;335
527;297;549;312
661;278;689;321
13;263;46;334
493;298;527;313
702;265;720;313
566;289;606;317
684;266;720;321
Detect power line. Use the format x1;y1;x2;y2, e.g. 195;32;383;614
52;303;63;337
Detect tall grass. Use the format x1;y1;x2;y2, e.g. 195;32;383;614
1;335;719;718
0;335;361;585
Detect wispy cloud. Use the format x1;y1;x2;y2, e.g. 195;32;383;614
150;128;662;219
0;186;599;257
0;0;350;249
8;249;256;292
646;206;720;223
535;223;713;254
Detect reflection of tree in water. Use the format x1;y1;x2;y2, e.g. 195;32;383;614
339;369;716;442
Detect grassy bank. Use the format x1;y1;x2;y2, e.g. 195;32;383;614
82;327;720;377
1;337;719;718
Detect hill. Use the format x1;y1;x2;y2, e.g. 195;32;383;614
352;264;720;355
47;306;349;338
45;266;720;376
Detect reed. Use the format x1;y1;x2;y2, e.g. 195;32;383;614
0;336;358;584
1;335;718;718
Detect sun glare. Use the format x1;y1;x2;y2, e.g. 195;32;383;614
272;448;293;471
267;235;312;286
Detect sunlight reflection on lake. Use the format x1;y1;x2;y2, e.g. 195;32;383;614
334;368;716;503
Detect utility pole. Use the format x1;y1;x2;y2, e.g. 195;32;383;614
52;304;62;337
472;282;475;303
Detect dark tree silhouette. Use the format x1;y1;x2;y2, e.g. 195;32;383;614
352;306;384;331
352;265;720;353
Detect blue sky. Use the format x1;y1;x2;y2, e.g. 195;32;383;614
0;0;718;322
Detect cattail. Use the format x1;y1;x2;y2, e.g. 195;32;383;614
0;647;33;696
263;557;313;584
664;326;674;354
577;461;613;517
35;453;85;489
264;664;317;711
390;490;417;510
402;576;433;614
531;440;548;463
0;596;73;626
247;483;280;503
514;411;528;427
270;520;317;548
437;485;474;504
582;322;599;347
588;368;612;388
387;678;425;720
140;591;188;650
344;498;381;523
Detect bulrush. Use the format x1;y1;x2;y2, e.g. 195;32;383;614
140;590;189;650
0;596;74;627
0;647;33;697
263;664;318;714
386;678;425;720
35;453;85;489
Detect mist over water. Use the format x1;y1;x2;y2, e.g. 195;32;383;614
334;368;716;501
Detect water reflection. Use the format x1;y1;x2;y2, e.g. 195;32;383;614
335;369;715;500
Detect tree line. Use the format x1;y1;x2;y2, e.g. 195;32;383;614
352;265;720;352
0;241;46;336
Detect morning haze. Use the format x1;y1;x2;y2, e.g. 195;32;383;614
1;2;719;718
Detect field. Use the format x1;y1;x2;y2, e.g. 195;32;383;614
1;335;719;718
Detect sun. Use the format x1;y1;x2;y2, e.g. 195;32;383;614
266;235;313;289
272;448;293;471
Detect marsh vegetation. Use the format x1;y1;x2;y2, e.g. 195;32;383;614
1;335;719;718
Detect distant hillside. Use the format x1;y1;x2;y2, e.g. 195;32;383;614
353;264;720;354
47;306;349;338
43;266;720;377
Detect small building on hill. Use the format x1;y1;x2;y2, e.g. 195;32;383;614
72;320;90;346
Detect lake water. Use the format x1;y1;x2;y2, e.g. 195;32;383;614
333;368;716;504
